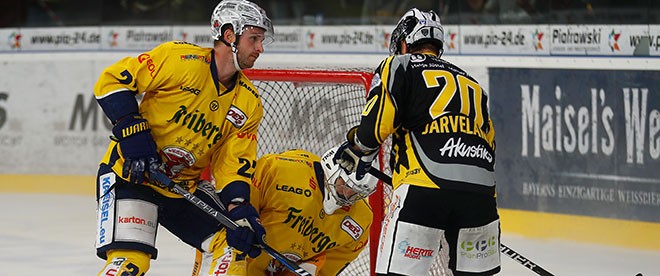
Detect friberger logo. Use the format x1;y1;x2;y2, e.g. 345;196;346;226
397;240;434;260
167;105;224;148
341;217;363;240
284;207;337;253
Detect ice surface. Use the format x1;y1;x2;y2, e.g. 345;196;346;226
0;194;657;276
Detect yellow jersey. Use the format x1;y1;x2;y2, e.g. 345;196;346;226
94;41;263;197
248;149;373;275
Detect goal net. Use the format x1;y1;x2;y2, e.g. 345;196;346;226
244;69;449;276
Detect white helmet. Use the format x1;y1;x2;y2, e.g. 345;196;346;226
389;8;444;56
320;147;377;215
210;0;274;45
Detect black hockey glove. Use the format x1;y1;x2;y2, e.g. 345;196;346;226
226;203;265;258
335;126;378;180
112;114;161;185
220;181;265;258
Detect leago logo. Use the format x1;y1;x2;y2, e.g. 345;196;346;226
397;240;434;260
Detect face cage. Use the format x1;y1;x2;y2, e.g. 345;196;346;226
327;172;370;207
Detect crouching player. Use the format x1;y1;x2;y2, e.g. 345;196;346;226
192;147;376;275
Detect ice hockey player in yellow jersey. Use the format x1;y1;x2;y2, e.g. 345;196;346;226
192;148;376;276
94;1;274;275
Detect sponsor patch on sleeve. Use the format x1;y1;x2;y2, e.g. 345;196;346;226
341;216;364;240
226;105;247;128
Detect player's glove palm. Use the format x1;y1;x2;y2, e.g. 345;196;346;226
112;114;161;184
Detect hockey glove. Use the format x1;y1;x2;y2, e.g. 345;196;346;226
335;127;378;180
112;114;161;185
226;203;265;258
220;181;265;258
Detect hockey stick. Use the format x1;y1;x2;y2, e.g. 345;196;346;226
149;171;312;276
500;243;554;276
367;167;555;276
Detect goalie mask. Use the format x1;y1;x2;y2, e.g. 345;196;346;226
389;8;444;56
320;147;377;215
210;0;274;45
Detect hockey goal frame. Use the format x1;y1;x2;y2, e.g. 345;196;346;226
243;69;385;276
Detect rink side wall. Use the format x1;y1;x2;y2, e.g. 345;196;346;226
1;23;659;252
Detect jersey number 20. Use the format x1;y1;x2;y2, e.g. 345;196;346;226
422;69;485;128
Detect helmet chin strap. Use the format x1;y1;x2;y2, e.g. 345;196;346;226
231;42;242;71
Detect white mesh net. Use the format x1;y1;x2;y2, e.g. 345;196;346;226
247;69;449;276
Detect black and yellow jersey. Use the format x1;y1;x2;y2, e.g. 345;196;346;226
94;41;263;197
248;149;372;275
356;52;496;195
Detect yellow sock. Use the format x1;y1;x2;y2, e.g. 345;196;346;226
98;249;151;276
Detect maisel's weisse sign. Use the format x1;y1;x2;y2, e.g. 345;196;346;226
490;68;660;223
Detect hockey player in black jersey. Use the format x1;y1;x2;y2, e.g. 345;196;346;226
334;7;501;276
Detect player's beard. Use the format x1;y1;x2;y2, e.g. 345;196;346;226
238;52;258;69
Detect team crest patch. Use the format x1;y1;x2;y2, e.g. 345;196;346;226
341;216;364;240
226;106;247;128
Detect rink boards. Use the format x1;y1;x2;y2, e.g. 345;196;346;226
0;52;659;252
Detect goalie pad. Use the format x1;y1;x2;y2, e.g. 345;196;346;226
194;231;247;276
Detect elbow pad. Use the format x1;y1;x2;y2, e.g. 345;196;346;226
96;90;140;124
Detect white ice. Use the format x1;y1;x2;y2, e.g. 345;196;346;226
0;193;657;276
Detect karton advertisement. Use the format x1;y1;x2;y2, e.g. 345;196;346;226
490;68;660;222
